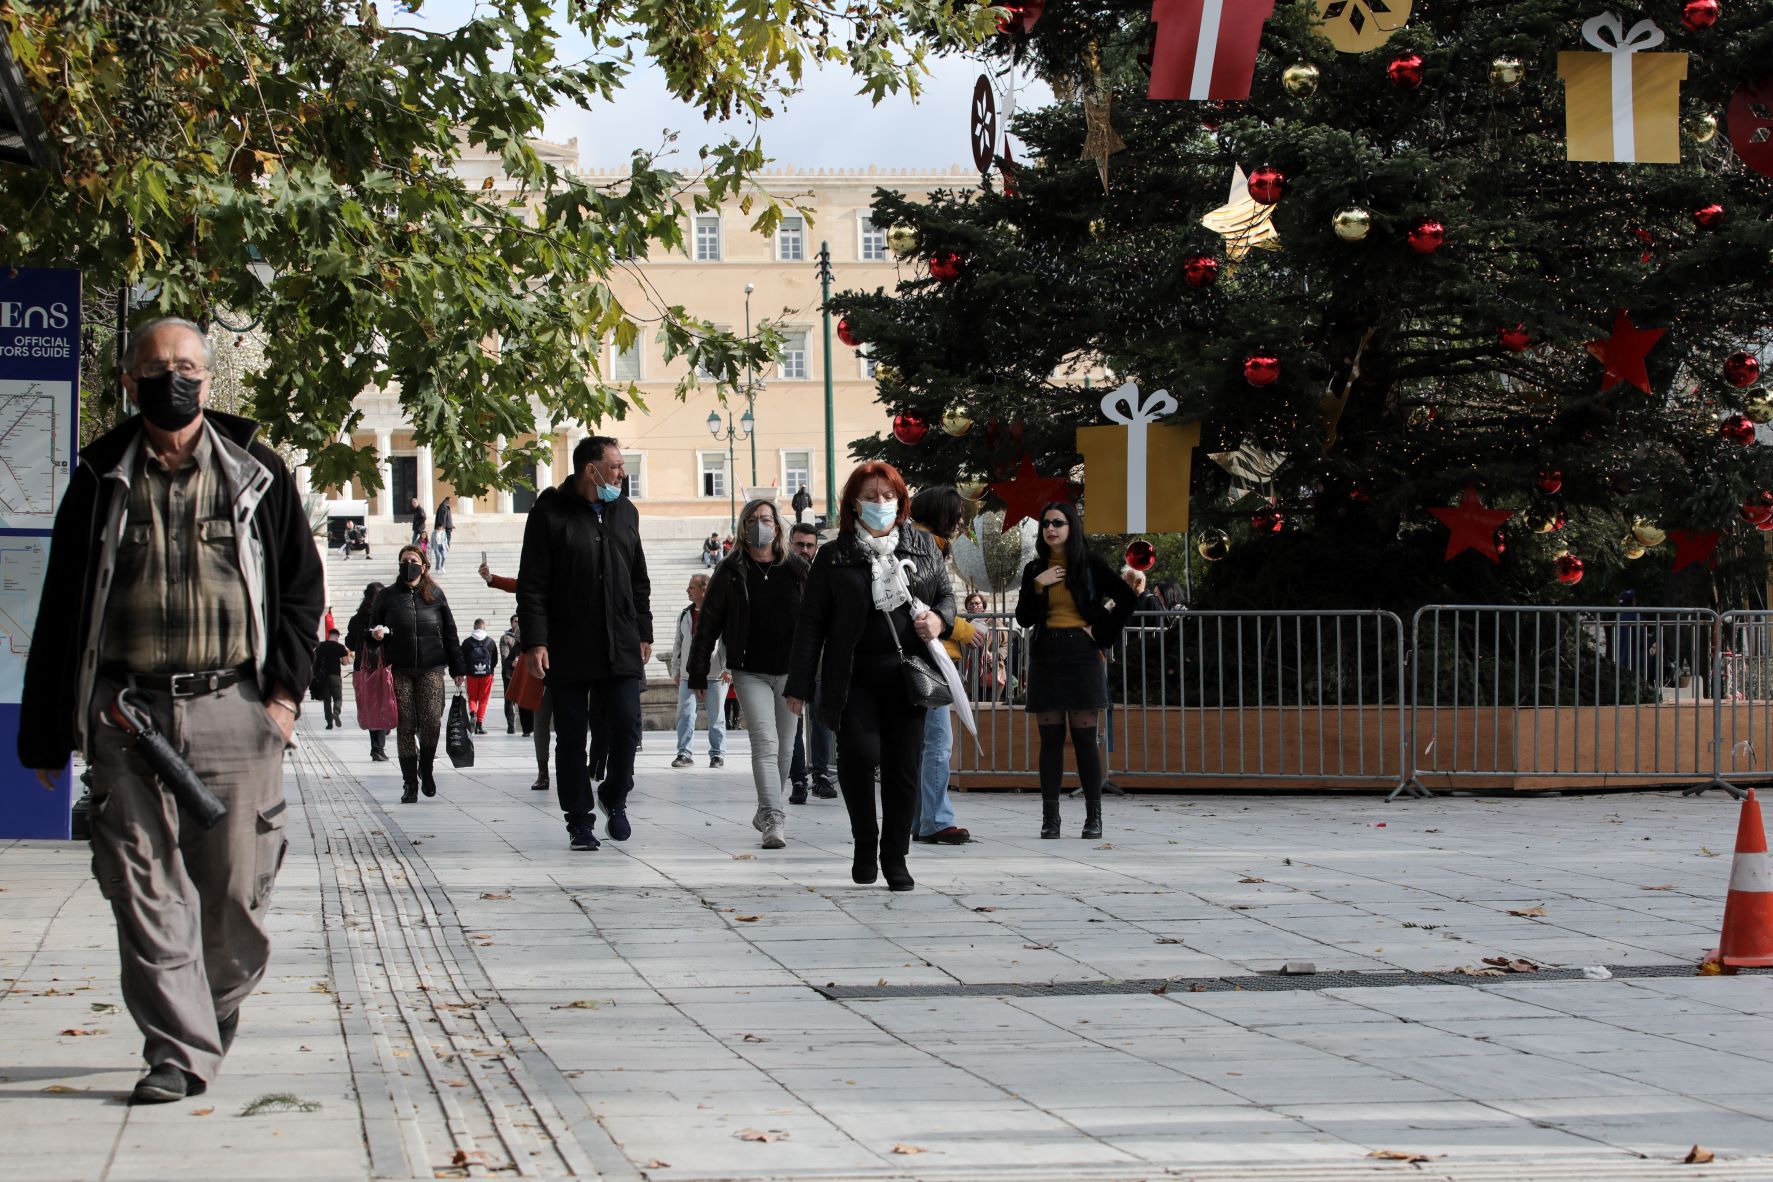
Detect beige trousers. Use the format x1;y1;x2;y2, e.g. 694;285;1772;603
86;673;290;1082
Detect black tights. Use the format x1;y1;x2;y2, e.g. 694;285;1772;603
1036;710;1103;800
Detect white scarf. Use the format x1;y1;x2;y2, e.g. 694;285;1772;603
857;527;911;612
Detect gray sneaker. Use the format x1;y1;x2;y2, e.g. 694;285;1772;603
671;754;693;768
761;817;787;849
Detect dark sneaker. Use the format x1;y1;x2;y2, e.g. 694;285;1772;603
131;1064;205;1105
530;774;549;792
789;780;808;805
605;810;631;842
811;781;838;800
568;823;599;852
709;756;725;769
671;754;693;768
915;826;972;845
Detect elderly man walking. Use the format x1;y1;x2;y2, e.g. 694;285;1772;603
19;317;324;1104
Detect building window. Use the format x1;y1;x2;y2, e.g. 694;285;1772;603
780;330;808;380
776;216;805;262
859;217;886;261
612;339;642;382
700;452;727;498
783;450;811;498
622;451;645;499
694;215;722;261
860;347;878;380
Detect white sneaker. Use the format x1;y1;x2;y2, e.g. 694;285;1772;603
761;818;787;849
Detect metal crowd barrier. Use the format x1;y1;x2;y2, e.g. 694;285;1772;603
947;604;1768;799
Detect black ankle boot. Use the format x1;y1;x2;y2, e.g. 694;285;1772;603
1081;789;1103;840
881;858;914;892
399;755;419;804
419;747;438;797
852;845;879;884
1040;793;1062;839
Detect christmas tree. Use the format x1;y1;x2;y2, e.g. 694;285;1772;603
835;0;1773;613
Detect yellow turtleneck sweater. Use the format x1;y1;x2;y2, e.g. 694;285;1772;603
1043;554;1086;629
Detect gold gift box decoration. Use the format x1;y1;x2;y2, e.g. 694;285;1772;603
1557;12;1687;164
1075;382;1201;534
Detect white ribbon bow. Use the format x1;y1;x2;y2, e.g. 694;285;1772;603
1580;12;1666;163
1189;0;1227;100
1100;382;1178;533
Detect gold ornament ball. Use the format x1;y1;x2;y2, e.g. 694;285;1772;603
1489;56;1524;90
1744;388;1773;424
1684;111;1718;143
1089;218;1107;238
1631;519;1666;547
874;364;901;386
956;480;986;501
1332;206;1373;241
941;410;974;436
1621;535;1647;560
1525;510;1558;535
1196;528;1231;561
886;225;918;259
1282;63;1320;98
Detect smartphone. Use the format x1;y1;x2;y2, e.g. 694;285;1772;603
481;550;489;567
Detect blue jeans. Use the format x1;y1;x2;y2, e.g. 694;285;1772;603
675;679;727;758
807;680;835;785
914;704;955;837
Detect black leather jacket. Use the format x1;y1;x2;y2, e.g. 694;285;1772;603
786;526;955;731
687;550;809;690
1015;552;1136;652
371;580;464;676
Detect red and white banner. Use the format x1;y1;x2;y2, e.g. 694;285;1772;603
1148;0;1276;101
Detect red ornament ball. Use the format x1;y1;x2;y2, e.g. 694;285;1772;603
1724;351;1760;387
1693;202;1726;231
1492;526;1508;557
1243;352;1281;387
1246;166;1288;205
892;413;929;445
1407;218;1446;254
928;252;965;282
1536;469;1564;495
1251;506;1285;534
836;317;859;348
1740;491;1773;526
1498;324;1533;352
1554;553;1585;586
1182;254;1221;288
1387;53;1425;89
1721;414;1758;445
1681;0;1721;29
1124;539;1157;572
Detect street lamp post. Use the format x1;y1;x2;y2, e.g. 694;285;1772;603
815;243;837;524
706;406;754;536
742;283;759;487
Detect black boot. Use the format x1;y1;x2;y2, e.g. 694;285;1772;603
1081;789;1103;840
1041;793;1062;839
880;856;915;892
1072;722;1105;839
419;746;438;797
399;755;419;804
1037;722;1066;839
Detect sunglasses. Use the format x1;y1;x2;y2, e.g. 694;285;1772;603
1040;518;1068;529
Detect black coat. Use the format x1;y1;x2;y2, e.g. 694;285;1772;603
371;581;463;676
687;550;809;689
785;527;955;732
1014;552;1137;652
18;411;323;771
345;603;384;672
516;481;652;679
434;499;453;532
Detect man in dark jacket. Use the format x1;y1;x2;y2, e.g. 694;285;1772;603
19;317;323;1104
409;496;427;545
517;435;652;851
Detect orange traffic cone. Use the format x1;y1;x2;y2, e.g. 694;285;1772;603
1710;788;1773;969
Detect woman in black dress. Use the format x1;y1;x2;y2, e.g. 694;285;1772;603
1014;501;1135;840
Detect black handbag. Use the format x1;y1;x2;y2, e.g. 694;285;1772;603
882;605;953;710
445;693;475;768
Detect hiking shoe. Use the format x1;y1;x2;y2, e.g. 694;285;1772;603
131;1064;205;1105
709;755;724;768
568;823;600;852
671;754;694;768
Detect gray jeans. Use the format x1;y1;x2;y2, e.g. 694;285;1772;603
730;670;797;829
86;673;289;1083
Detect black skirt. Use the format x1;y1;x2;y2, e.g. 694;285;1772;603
1024;627;1109;713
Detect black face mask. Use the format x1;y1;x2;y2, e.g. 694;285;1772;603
133;370;203;431
400;561;423;584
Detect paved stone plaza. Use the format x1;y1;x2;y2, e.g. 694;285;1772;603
7;725;1773;1181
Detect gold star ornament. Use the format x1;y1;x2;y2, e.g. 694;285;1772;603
1079;90;1125;192
1200;165;1282;260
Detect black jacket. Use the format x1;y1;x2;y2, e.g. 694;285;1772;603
517;481;652;679
410;504;427;533
371;581;463;676
786;527;954;732
434;500;453;532
18;411;323;770
687;550;809;690
1015;552;1137;651
461;633;498;677
346;603;384;672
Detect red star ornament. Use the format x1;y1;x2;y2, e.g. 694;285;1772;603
1666;528;1721;572
1584;309;1666;394
1428;484;1514;564
988;453;1072;533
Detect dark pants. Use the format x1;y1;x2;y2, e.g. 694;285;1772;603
807;680;835;786
790;714;806;785
319;675;342;726
552;675;641;823
369;728;387;758
836;657;925;867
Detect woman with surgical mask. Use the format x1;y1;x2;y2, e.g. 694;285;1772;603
687;499;809;850
785;463;954;891
369;545;465;803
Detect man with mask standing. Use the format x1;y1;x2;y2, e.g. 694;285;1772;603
518;436;652;852
19;317;323;1103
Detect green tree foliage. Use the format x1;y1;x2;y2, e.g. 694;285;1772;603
837;0;1773;612
0;0;996;494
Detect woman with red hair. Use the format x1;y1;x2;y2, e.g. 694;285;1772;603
787;462;955;891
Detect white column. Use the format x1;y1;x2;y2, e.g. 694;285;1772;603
457;494;475;517
495;435;515;515
415;443;435;519
294;464;312;499
374;430;393;520
567;425;586;476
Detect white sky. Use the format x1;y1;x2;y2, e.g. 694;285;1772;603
403;0;1049;170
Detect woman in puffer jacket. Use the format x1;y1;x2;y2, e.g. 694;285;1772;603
370;543;464;803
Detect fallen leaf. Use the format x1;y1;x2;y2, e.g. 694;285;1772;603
1685;1145;1715;1164
1239;876;1266;883
1642;884;1676;891
479;892;512;900
190;1107;214;1116
731;854;756;861
1094;843;1115;850
1188;983;1208;992
58;1028;101;1037
452;1148;492;1166
742;1033;769;1043
444;1078;466;1088
1370;1149;1430;1162
1023;943;1056;951
645;1160;671;1169
972;906;997;912
1702;847;1720;858
1151;983;1169;995
1424;828;1440;833
1155;937;1185;945
891;1143;928;1155
40;1085;80;1093
1507;906;1548;918
89;1002;118;1013
735;915;763;923
550;999;606;1010
737;1127;788;1142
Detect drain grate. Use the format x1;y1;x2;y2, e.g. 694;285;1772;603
817;962;1771;1000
